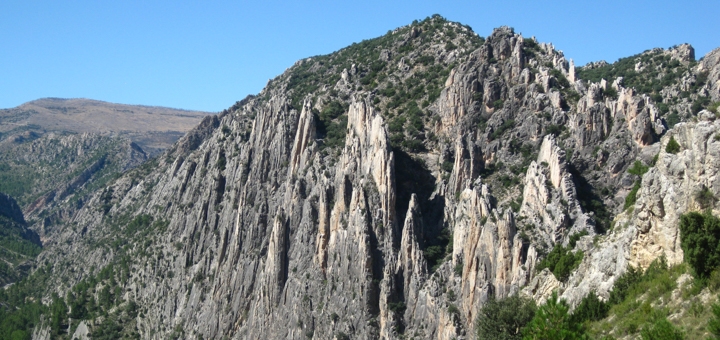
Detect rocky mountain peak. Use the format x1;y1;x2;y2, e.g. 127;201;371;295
3;16;720;340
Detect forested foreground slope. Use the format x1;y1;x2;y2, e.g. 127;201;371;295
3;15;720;339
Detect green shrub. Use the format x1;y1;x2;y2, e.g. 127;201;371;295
447;303;460;317
627;160;649;176
499;174;519;188
602;87;618;100
679;211;720;278
388;301;406;315
666;136;681;154
315;101;349;149
694;186;717;209
709;300;720;337
402;138;424;152
454;262;463;276
709;102;720;114
388;116;405;133
608;266;642;305
522;292;586;339
217;153;226;171
624;181;642;211
124;214;153;237
509;197;522;213
666;112;681;129
640;315;684;340
475;295;536;340
570;291;608;324
549;69;570;88
489;119;515;140
568;231;588;248
417;55;434;66
536;242;584;282
492;99;504;109
424;245;446;272
546;124;563;137
523;38;538;50
692;96;711;114
651;153;659;166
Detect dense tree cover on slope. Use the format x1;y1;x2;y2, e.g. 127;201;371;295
0;204;168;337
0;265;52;340
0;215;41;285
0;193;41;286
576;51;693;97
0;262;142;339
478;255;718;339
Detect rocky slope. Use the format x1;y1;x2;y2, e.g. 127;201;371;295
4;16;720;340
0;132;148;229
0;98;212;156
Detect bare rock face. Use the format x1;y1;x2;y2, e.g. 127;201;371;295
522;269;562;305
550;120;720;308
436;62;480;134
700;47;720;102
520;135;595;247
71;321;90;340
667;43;695;63
452;189;525;318
288;102;316;176
629;121;720;267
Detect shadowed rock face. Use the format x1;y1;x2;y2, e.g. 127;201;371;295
0;192;41;285
0;192;25;225
20;18;720;340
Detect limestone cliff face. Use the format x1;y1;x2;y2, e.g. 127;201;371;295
628;120;720;267
23;18;720;340
700;47;720;102
537;119;720;308
521;135;595;247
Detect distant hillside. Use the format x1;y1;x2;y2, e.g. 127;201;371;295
0;98;213;155
0;132;147;215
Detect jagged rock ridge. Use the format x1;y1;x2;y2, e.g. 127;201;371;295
9;16;720;340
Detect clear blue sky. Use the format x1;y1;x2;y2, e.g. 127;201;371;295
1;0;718;112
